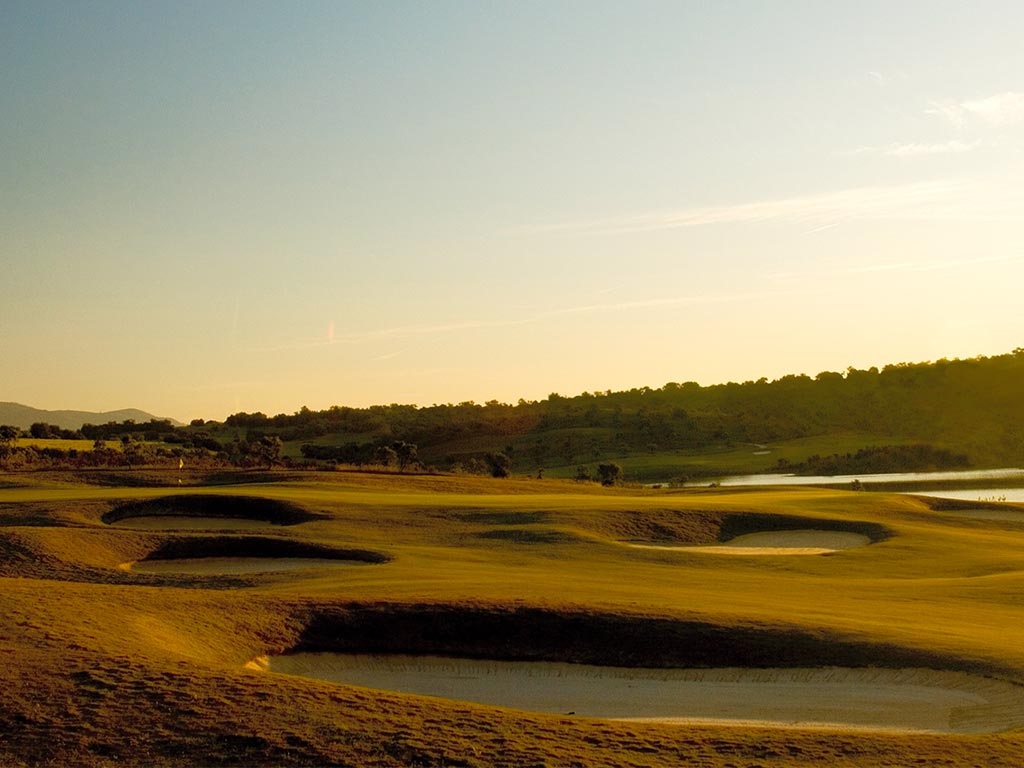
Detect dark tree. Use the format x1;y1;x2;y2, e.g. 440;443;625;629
0;425;18;447
254;435;283;469
0;425;17;466
374;445;398;468
29;422;58;439
392;441;419;472
486;452;512;478
597;462;622;486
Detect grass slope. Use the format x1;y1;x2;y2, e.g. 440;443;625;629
2;470;1024;766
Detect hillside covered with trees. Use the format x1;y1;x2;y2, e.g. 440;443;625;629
3;350;1022;480
215;349;1024;476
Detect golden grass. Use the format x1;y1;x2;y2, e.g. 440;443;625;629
16;438;123;451
2;469;1024;765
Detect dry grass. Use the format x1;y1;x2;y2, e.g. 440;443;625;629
2;470;1024;766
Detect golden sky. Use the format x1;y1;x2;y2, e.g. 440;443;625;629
3;2;1023;421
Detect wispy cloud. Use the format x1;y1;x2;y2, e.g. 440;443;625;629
802;222;841;235
846;254;1024;275
962;92;1024;126
927;92;1024;128
925;100;968;129
255;290;800;353
844;140;980;157
886;140;980;156
532;180;977;236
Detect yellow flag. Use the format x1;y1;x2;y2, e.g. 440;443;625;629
178;458;184;470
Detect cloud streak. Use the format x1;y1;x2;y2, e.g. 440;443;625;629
846;254;1024;275
885;140;980;156
927;92;1024;128
845;140;980;157
533;180;981;236
255;289;801;353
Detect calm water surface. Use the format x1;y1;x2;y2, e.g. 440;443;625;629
689;468;1024;502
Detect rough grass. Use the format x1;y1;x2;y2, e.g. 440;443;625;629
3;470;1024;766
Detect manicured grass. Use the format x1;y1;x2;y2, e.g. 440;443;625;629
2;469;1024;766
541;431;964;481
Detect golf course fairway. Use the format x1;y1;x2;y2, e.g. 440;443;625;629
3;469;1024;766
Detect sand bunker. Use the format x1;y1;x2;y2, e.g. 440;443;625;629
253;654;1024;734
124;557;358;575
629;529;871;555
121;536;388;575
108;516;275;531
102;494;319;527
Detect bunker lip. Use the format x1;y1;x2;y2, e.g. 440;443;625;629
120;535;390;574
101;494;324;526
124;556;371;575
108;516;276;530
618;513;890;553
628;529;872;555
285;604;1012;676
249;654;1024;735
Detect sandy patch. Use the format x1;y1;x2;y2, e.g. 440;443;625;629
108;516;275;531
123;557;356;575
253;654;1024;734
629;529;871;555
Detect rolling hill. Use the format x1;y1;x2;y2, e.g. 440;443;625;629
0;402;181;431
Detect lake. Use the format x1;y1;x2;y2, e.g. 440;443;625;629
688;468;1024;502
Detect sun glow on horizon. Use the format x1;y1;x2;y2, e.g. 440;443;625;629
3;3;1024;421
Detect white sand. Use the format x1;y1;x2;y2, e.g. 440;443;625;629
123;557;352;575
108;516;274;530
628;529;871;555
253;654;1024;734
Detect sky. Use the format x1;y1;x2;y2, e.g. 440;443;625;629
3;1;1024;422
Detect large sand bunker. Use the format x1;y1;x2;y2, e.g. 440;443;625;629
120;536;389;575
630;529;871;555
126;557;362;575
253;654;1024;734
109;516;275;531
102;494;321;528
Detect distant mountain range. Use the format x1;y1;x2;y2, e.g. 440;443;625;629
0;402;182;431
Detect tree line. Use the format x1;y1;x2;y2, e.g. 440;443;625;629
3;349;1022;477
217;348;1024;471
